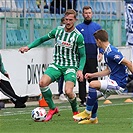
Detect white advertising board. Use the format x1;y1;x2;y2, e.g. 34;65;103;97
0;46;132;99
0;48;55;99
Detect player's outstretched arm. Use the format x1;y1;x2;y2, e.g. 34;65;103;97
121;58;133;73
85;67;110;79
19;46;30;53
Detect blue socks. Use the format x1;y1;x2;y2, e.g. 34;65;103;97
91;101;98;118
86;87;98;118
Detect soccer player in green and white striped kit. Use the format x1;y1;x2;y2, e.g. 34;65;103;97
19;9;86;122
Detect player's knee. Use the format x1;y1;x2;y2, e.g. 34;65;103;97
39;80;48;88
65;89;72;97
65;89;70;96
89;81;96;88
89;81;101;89
39;77;51;87
39;81;44;87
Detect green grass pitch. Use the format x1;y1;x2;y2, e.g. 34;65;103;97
0;98;133;133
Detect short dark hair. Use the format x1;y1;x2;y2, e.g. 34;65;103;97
60;17;65;25
61;17;65;23
93;29;108;42
82;6;92;13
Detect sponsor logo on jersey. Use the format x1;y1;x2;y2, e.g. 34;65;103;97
62;41;71;47
56;40;72;48
114;55;120;59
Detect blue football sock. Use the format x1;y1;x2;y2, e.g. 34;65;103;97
86;87;97;111
91;100;98;118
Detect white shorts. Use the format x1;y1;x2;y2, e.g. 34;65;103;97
100;78;118;90
99;78;124;98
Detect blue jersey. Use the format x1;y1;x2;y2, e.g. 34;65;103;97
76;21;103;58
124;0;133;3
104;44;128;88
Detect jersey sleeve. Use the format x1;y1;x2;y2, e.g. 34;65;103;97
109;50;124;64
77;35;86;70
28;28;57;49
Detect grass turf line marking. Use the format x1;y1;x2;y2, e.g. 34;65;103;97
0;102;132;117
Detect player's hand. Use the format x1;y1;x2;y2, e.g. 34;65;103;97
77;70;84;82
85;73;93;79
19;46;29;53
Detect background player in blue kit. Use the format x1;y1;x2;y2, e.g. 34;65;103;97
73;29;133;124
76;6;103;107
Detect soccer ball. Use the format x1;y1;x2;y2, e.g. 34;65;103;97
31;107;47;122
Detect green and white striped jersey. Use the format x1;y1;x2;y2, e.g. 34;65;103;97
28;26;86;70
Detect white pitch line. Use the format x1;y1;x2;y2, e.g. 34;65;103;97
0;102;132;116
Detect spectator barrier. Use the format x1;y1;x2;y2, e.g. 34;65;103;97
0;46;132;100
0;17;126;49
